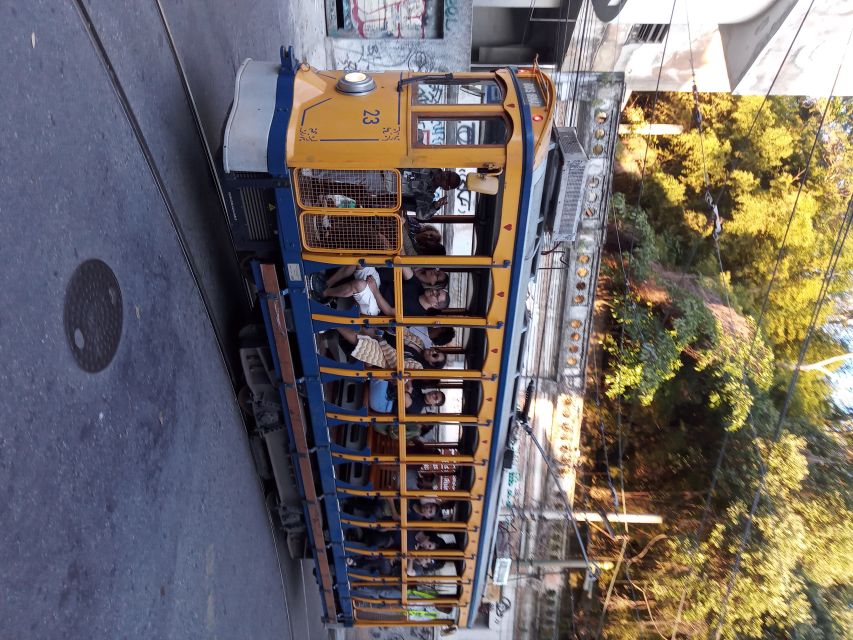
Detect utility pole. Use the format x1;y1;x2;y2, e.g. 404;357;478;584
617;123;684;136
501;508;663;525
790;352;853;377
518;559;616;571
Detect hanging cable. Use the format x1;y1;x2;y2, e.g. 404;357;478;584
519;421;595;569
521;0;538;47
611;0;676;586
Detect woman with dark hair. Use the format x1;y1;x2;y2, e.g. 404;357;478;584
428;326;455;346
402;221;446;256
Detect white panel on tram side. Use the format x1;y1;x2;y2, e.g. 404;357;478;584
223;60;280;174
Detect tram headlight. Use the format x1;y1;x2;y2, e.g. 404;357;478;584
337;71;376;95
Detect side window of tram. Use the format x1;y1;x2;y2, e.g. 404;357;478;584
415;80;502;105
416;117;507;147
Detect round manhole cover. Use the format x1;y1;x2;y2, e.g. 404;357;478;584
63;259;123;372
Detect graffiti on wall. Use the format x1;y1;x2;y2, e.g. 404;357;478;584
327;0;470;72
333;41;442;72
443;0;458;33
336;0;443;39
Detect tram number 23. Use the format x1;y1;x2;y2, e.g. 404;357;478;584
362;109;381;125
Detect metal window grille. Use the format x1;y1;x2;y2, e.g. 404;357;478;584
239;188;275;240
628;23;670;44
299;210;401;254
295;168;400;211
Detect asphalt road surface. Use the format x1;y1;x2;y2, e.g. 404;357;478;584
0;1;326;638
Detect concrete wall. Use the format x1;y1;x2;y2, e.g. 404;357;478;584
612;0;778;25
590;0;853;96
597;21;735;93
324;0;474;72
719;0;798;91
723;0;853;95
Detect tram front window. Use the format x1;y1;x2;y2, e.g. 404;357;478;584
414;79;503;105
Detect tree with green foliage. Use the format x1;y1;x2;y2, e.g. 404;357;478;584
590;93;853;639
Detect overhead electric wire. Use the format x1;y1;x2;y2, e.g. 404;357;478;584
565;0;593;125
573;0;597;124
567;0;591;124
590;341;644;639
507;246;582;637
521;424;594;568
521;0;539;48
610;2;680;630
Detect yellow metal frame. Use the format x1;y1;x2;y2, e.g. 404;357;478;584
294;169;402;211
297;209;403;254
282;63;557;628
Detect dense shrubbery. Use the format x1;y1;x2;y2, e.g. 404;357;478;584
594;94;853;639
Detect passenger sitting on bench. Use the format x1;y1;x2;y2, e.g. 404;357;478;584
347;555;398;576
317;273;448;317
407;385;445;414
408;498;441;521
369;379;445;413
342;497;400;521
335;327;447;369
406;468;438;491
401;169;462;221
319;262;445;290
350;584;445;602
343;497;443;522
410;531;450;551
348;529;446;552
407;557;450;576
402;222;445;256
312;263;446;302
428;326;455;346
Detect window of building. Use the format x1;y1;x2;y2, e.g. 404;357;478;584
329;0;444;39
628;23;670;44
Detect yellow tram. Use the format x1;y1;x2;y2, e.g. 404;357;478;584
221;47;556;629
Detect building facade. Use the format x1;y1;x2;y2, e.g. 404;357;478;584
589;0;853;96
